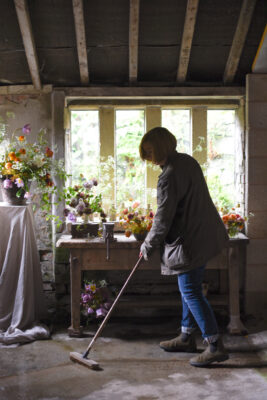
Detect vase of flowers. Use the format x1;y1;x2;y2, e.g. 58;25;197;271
80;279;115;324
0;123;66;208
119;201;154;241
222;206;246;237
63;175;107;238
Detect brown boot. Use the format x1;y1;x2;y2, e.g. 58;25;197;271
160;333;197;353
190;337;229;367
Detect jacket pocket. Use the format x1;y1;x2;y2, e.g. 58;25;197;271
162;237;190;269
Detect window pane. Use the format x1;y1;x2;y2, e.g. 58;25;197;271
70;110;99;184
162;109;191;154
207;110;235;211
115;110;145;207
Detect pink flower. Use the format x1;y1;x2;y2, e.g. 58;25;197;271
15;178;24;188
3;179;13;189
22;124;31;135
24;192;32;199
132;201;140;209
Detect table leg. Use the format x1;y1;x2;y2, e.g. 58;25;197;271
68;251;83;337
227;247;248;335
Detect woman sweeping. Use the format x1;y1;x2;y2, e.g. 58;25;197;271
139;127;229;367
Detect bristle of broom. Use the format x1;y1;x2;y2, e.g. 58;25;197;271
70;352;100;370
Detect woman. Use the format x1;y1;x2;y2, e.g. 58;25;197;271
139;127;229;367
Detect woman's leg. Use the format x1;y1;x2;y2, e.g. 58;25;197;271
178;265;219;343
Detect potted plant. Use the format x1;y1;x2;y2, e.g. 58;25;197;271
0;123;66;210
80;279;115;325
63;175;107;238
119;201;154;241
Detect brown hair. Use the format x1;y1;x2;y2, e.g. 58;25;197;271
139;127;177;163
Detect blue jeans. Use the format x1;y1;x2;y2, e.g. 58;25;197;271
178;265;219;343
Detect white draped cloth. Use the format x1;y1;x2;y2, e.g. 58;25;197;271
0;203;50;345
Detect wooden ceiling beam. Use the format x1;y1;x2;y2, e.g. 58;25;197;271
129;0;140;84
177;0;199;83
72;0;89;85
223;0;257;84
14;0;41;90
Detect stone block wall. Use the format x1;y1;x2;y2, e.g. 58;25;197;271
245;74;267;317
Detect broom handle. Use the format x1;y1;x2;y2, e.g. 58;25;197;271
83;255;144;358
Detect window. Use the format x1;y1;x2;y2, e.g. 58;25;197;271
207;110;236;211
70;110;99;183
115;110;145;206
162;109;191;154
68;103;243;215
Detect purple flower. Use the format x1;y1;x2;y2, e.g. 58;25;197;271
3;179;13;189
96;307;108;318
82;294;91;303
76;199;85;213
22;124;31;135
87;307;94;315
67;212;77;223
104;302;112;310
83;181;93;190
15;178;24;188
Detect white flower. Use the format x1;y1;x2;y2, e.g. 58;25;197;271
33;155;45;168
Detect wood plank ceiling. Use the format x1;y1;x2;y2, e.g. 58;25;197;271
0;0;266;89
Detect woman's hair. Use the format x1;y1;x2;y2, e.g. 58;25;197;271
139;127;177;163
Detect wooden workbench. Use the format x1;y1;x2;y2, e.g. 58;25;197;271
56;233;249;337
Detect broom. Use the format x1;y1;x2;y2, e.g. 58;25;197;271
70;255;144;370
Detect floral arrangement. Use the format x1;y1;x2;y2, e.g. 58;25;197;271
119;201;154;237
222;206;246;237
80;279;114;323
0;123;65;209
63;175;107;224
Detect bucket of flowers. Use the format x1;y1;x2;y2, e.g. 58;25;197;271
119;201;154;241
0;123;66;210
63;175;107;238
222;206;246;237
80;279;115;324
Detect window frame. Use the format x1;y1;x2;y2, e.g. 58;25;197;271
66;100;244;211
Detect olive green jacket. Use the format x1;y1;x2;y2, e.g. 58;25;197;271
140;151;229;275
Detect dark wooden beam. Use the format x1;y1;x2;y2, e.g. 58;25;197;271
129;0;140;83
223;0;257;84
72;0;89;85
177;0;199;83
59;86;245;99
14;0;41;90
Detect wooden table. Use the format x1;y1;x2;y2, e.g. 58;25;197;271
56;233;249;337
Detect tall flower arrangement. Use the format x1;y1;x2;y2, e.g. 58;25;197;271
0;124;66;210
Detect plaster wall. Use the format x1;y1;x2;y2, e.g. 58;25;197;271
245;74;267;317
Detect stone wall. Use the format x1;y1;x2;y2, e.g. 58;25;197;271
0;91;56;315
245;74;267;317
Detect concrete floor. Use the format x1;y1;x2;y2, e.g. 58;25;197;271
1;318;267;400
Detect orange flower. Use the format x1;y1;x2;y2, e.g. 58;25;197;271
125;230;132;237
45;147;53;157
19;135;25;141
5;162;13;169
8;152;16;161
14;156;20;162
19;148;26;154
